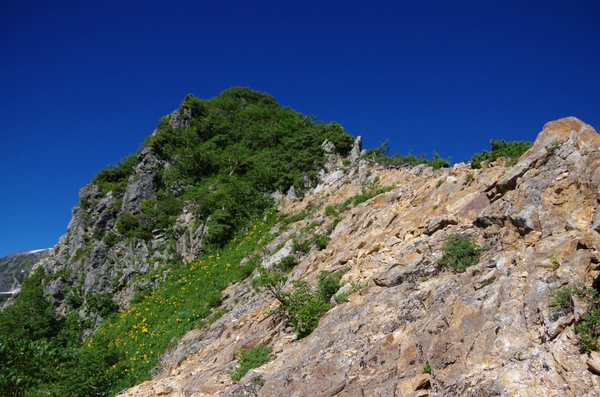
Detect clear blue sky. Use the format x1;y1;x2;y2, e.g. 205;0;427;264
1;0;599;257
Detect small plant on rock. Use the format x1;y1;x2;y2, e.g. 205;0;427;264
275;255;298;272
229;345;274;382
253;267;345;338
292;238;311;253
438;233;486;272
547;254;560;270
424;360;431;374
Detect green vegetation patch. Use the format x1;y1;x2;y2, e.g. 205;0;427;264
550;283;600;352
0;213;277;396
470;139;532;169
142;87;354;248
253;267;347;338
363;140;450;170
229;345;274;382
341;179;395;210
92;153;138;197
438;233;486;272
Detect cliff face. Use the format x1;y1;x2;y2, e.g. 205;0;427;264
121;117;600;396
33;108;210;323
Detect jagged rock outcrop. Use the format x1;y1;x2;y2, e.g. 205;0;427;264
349;135;363;163
34;147;176;320
122;148;160;214
121;117;600;396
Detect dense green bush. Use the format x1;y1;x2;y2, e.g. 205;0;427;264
103;232;118;246
0;269;65;395
87;292;119;318
0;269;61;341
317;270;342;302
438;233;486;272
93;153;137;196
142;87;356;247
470;139;532;168
116;213;139;236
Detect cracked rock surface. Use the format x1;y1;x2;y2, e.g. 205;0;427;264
122;118;600;397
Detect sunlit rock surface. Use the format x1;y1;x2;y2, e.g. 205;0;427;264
122;117;600;396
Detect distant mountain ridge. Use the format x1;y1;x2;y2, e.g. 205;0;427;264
0;249;50;294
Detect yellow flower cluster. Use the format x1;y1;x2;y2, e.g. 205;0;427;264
93;213;277;382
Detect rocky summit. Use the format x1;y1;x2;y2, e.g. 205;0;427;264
118;117;600;396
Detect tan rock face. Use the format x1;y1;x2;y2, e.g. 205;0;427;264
120;118;600;397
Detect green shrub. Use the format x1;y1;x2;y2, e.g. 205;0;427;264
438;233;486;272
363;141;450;170
253;267;337;338
325;205;338;217
93;153;137;197
313;234;330;250
229;345;274;382
317;271;342;302
286;281;331;337
292;238;311;254
550;283;600;352
103;232;119;246
116;213;139;236
275;255;298;271
470;139;532;169
87;292;119;318
424;360;431;374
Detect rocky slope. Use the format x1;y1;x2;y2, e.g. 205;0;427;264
28;89;359;340
120;117;600;396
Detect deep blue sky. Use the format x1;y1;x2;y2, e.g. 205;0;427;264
1;0;599;257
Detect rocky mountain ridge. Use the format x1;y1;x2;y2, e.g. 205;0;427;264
28;89;362;339
0;249;50;297
120;117;600;396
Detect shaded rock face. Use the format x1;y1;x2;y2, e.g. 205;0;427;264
121;148;160;214
35;146;188;322
120;117;600;396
